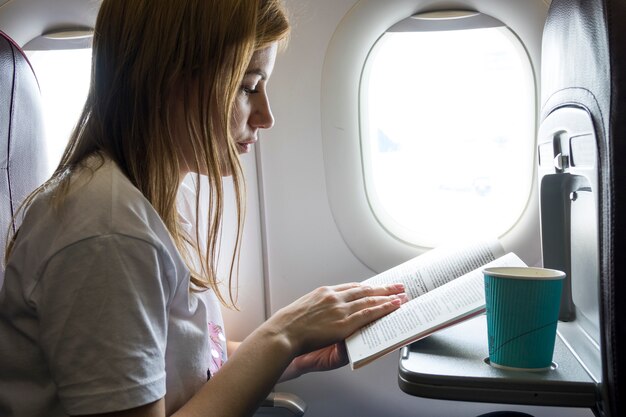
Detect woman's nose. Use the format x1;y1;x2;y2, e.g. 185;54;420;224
250;95;275;129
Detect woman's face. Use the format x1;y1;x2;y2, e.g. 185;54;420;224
176;43;278;179
230;43;278;155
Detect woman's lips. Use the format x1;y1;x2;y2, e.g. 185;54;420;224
236;139;257;154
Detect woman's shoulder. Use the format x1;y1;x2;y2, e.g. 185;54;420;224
21;156;174;258
6;156;189;302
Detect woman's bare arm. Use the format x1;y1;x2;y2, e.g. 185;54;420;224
73;283;406;417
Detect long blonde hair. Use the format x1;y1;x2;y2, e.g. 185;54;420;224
5;0;290;307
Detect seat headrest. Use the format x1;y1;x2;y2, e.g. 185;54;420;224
0;30;48;287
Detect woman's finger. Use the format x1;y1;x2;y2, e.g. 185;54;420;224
341;283;405;302
345;293;408;316
329;282;363;292
345;298;405;330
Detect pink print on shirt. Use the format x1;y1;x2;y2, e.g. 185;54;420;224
207;322;226;379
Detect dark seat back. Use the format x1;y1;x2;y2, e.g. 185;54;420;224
0;30;48;288
540;1;626;415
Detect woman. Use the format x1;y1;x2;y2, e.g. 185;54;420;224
0;1;407;416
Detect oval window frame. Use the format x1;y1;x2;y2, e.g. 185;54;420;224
23;29;93;174
320;0;548;272
359;12;536;249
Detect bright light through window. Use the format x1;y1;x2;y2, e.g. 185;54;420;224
361;25;535;248
26;49;92;174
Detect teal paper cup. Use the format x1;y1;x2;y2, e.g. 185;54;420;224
483;267;565;371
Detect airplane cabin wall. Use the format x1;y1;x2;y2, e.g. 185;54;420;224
249;0;595;416
0;0;98;46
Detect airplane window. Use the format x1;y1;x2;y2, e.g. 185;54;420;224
360;20;535;248
25;49;92;172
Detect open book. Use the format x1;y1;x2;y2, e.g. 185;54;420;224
345;239;526;369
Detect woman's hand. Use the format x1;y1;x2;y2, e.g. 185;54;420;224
278;342;347;382
174;282;406;417
265;282;407;361
294;342;348;372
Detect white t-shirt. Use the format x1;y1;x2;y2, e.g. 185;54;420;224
0;156;227;416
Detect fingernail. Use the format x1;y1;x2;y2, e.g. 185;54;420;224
389;283;405;292
391;293;409;302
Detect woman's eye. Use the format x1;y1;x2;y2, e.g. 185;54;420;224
242;85;259;95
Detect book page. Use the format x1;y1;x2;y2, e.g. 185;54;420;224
346;251;525;369
363;239;504;299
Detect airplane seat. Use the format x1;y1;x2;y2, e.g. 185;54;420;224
0;30;48;288
539;0;626;415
